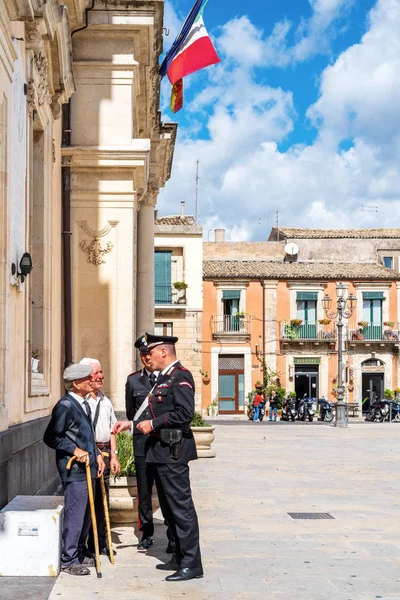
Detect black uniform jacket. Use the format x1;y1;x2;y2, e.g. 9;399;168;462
125;369;152;458
145;362;198;465
43;393;99;482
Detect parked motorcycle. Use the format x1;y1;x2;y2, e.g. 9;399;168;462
297;395;316;422
373;399;390;422
391;401;400;422
281;397;297;421
318;397;334;423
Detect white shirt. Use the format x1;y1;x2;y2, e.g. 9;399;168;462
87;391;117;443
145;369;160;380
69;391;86;407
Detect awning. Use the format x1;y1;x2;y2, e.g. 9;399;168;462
222;290;241;300
362;291;384;300
296;292;318;301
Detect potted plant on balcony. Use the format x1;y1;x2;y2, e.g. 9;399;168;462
109;432;159;524
383;321;397;340
191;411;216;458
290;319;303;327
200;369;210;384
173;281;188;304
31;349;40;373
358;321;369;329
383;321;395;327
318;319;331;325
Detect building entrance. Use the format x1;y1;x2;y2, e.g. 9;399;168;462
362;372;384;413
295;365;319;400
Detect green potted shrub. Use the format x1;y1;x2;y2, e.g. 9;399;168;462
109;432;158;524
191;411;215;458
200;369;210;384
173;281;188;304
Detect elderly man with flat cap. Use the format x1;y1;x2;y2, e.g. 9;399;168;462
43;364;105;576
114;333;203;582
124;335;160;550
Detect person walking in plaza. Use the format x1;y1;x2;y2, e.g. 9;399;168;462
43;364;105;576
79;358;120;558
124;337;160;551
269;389;278;422
114;332;203;582
253;384;264;421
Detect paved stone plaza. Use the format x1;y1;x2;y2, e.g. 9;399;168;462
3;421;400;600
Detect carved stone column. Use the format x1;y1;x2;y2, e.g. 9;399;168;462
136;184;157;361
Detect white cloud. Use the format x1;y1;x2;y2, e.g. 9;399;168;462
159;0;400;240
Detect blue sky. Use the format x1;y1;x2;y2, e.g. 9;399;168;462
158;0;400;240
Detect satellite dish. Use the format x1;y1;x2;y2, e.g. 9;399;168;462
285;242;299;256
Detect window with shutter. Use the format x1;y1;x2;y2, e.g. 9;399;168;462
155;251;172;304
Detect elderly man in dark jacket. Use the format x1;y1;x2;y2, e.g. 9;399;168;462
43;364;105;576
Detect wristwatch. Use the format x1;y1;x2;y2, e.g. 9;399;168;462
113;450;118;455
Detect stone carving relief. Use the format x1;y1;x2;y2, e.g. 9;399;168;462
25;23;52;114
78;220;119;266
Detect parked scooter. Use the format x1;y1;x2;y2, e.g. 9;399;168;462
247;400;267;421
281;397;297;421
373;399;390;422
297;394;315;422
318;397;334;423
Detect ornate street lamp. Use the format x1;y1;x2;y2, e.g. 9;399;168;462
322;283;357;427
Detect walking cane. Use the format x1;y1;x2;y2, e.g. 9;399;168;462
66;455;102;578
101;452;114;564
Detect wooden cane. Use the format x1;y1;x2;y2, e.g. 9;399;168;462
66;454;102;578
100;452;114;564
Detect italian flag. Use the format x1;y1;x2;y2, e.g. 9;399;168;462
167;13;221;86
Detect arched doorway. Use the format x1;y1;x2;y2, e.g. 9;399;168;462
361;358;385;413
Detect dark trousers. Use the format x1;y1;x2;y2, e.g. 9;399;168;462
62;480;93;566
88;457;110;553
152;462;202;569
135;455;155;537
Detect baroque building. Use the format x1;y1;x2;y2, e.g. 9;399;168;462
202;229;400;416
0;0;175;508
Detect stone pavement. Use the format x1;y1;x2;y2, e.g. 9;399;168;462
6;421;400;600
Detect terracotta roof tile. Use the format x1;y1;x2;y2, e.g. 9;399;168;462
203;261;400;280
270;227;400;240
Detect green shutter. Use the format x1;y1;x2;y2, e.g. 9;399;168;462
155;251;172;303
297;292;318;301
222;290;241;300
362;291;384;300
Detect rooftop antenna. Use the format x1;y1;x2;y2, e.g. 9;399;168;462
195;160;199;222
361;204;379;226
258;211;279;239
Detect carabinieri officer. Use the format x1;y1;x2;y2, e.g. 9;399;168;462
114;332;203;582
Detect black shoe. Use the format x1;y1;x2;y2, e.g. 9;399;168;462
79;556;95;567
156;557;180;571
138;536;154;550
166;541;174;554
166;567;204;582
100;547;116;556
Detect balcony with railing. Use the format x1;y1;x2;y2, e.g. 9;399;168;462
211;314;251;339
347;322;400;344
280;320;336;343
155;285;187;306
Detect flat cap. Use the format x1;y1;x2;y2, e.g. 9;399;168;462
137;332;179;351
63;363;93;382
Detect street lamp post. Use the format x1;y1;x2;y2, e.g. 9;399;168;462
322;283;357;428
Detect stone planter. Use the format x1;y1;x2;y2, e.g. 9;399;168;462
191;426;216;458
109;476;159;524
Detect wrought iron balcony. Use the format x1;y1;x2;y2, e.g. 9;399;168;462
211;314;251;337
155;285;187;306
280;320;336;342
347;322;400;343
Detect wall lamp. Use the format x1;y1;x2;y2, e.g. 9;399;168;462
11;252;33;284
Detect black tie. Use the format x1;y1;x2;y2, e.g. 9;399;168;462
149;373;157;387
83;400;92;423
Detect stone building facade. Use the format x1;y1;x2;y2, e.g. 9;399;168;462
154;207;203;410
202;229;400;416
0;0;175;508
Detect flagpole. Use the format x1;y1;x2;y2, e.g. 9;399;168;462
195;160;199;222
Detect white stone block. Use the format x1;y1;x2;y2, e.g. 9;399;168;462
0;495;64;576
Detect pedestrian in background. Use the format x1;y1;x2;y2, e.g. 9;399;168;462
253;385;264;421
269;389;278;422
